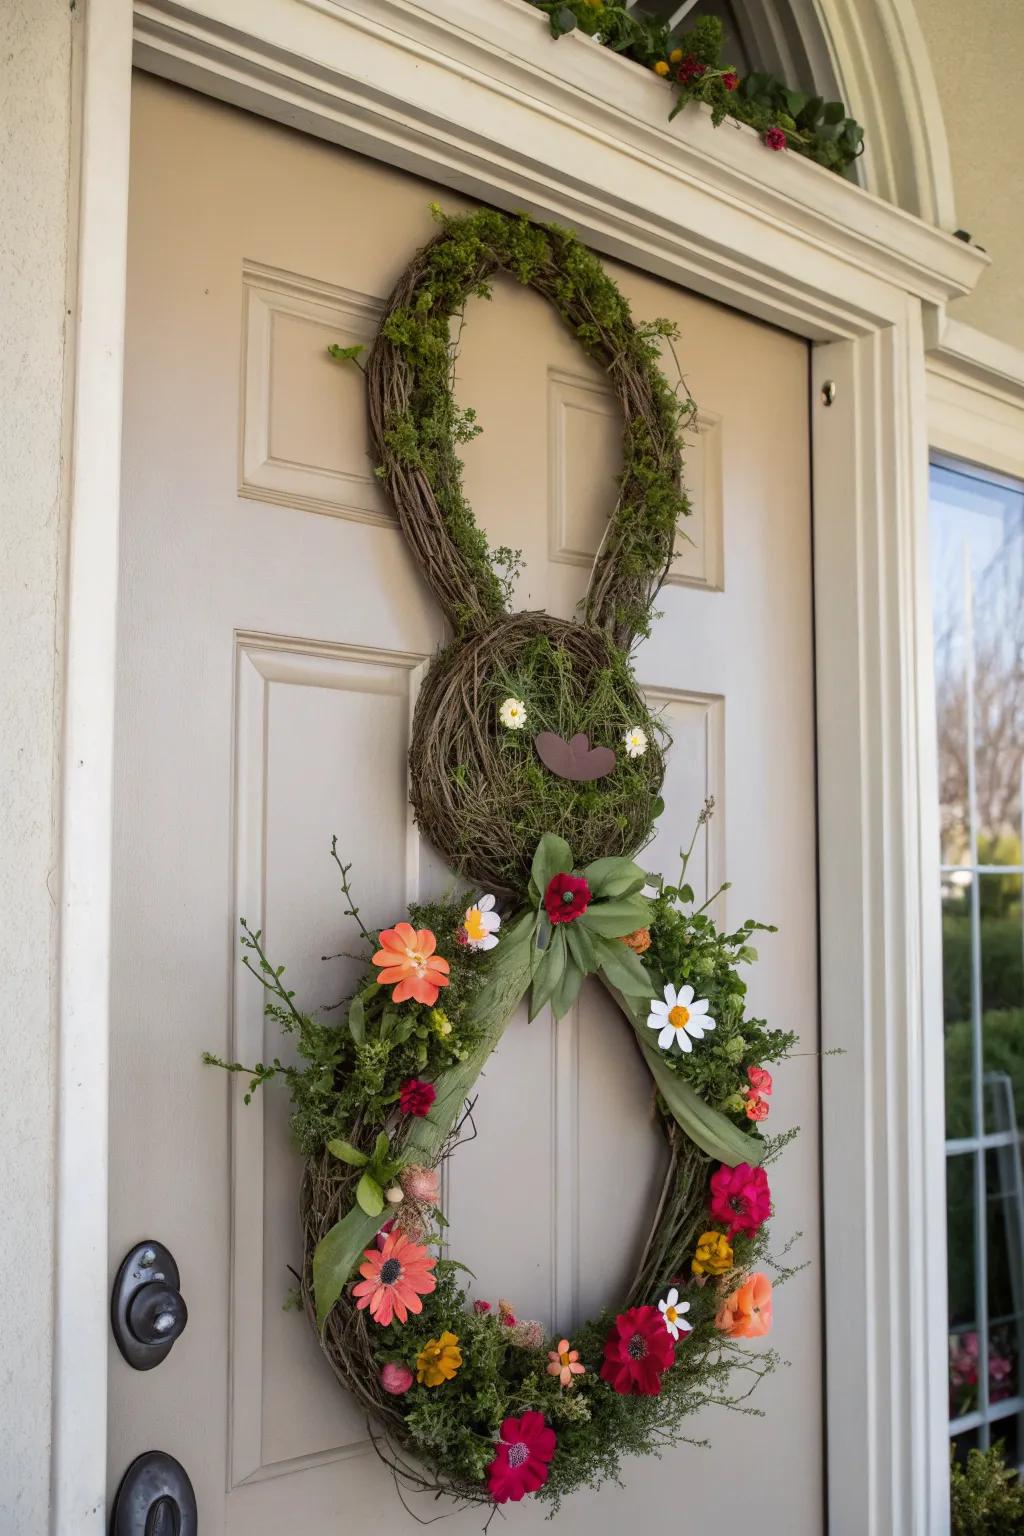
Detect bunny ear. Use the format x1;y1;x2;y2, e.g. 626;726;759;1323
580;355;690;651
365;231;509;635
365;211;690;645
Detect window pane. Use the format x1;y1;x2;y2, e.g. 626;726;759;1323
943;882;975;1139
934;458;1024;1460
980;870;1024;1135
930;464;1024;865
986;1147;1024;1406
948;1152;979;1418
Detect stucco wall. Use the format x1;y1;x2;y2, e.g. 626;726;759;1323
0;3;75;1531
915;0;1024;350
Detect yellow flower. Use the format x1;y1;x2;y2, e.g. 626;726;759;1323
416;1331;462;1387
653;60;669;76
429;1008;453;1038
669;48;683;63
692;1230;734;1277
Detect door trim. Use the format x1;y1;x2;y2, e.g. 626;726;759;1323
60;2;986;1530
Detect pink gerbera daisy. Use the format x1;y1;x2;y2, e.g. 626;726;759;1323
352;1229;436;1326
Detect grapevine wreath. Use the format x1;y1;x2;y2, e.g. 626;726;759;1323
209;208;799;1518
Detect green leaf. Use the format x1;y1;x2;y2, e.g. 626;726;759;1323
581;855;648;899
529;928;567;1020
565;919;598;975
355;1172;385;1217
312;1205;382;1329
822;100;845;124
577;893;650;938
798;95;823;126
651;796;665;820
550;955;584;1020
347;994;365;1045
548;4;577;37
326;1138;368;1168
529;834;574;902
326;343;364;363
373;1131;390;1165
593;934;657;999
783;89;807;116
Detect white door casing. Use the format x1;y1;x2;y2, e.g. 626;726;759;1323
109;75;817;1532
55;2;989;1532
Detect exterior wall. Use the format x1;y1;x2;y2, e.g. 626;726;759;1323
915;0;1024;349
0;3;76;1531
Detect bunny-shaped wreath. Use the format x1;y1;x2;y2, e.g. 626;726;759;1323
209;211;799;1519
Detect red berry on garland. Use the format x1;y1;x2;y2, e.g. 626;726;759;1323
764;126;788;151
600;1305;675;1396
543;873;591;925
486;1412;556;1503
722;71;739;91
398;1078;436;1117
676;54;706;84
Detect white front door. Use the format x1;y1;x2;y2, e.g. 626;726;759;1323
109;73;820;1533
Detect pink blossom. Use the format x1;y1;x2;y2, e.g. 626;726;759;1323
375;1218;396;1251
747;1066;773;1097
379;1362;414;1395
708;1162;771;1237
473;1299;492;1314
763;126;788;151
745;1094;769;1122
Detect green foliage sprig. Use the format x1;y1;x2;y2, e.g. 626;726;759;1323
644;801;797;1125
528;4;865;176
950;1442;1024;1535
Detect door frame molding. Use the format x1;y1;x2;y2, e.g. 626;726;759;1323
61;2;988;1530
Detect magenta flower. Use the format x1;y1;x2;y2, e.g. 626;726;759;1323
708;1161;771;1237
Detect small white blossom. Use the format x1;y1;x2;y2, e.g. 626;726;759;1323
461;894;501;952
499;697;528;730
623;726;648;759
646;983;716;1054
658;1287;693;1340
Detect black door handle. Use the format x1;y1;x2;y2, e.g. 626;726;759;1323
111;1241;188;1369
110;1451;197;1536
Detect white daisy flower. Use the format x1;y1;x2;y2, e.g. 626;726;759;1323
499;697;527;730
623;726;648;759
461;893;501;951
646;983;716;1054
658;1287;692;1341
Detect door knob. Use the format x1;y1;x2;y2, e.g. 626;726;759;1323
110;1450;197;1536
111;1241;188;1369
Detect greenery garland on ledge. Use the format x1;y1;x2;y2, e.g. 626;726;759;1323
208;208;804;1520
527;6;865;176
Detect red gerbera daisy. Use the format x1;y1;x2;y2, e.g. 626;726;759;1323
486;1412;556;1503
599;1305;675;1396
352;1229;436;1326
544;873;591;925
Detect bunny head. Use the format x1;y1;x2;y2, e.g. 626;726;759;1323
366;209;691;894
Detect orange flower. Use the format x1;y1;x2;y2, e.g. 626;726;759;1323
715;1272;773;1339
352;1229;436;1326
372;922;450;1005
547;1338;585;1388
620;927;651;954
